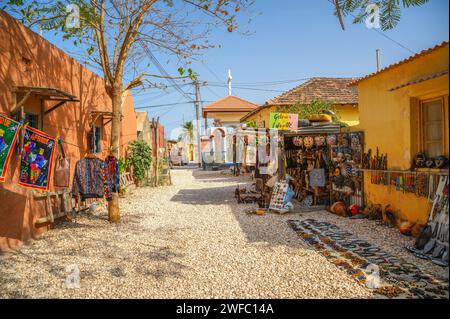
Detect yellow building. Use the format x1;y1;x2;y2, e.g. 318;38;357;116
240;77;359;127
350;41;449;224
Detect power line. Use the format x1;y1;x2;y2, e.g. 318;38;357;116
139;41;194;102
206;84;285;92
135;101;212;110
206;77;310;87
326;0;415;54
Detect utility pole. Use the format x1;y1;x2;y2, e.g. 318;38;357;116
194;80;202;168
376;49;380;72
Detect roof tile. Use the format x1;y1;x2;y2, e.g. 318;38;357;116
266;77;358;105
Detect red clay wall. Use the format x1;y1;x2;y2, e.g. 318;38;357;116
0;11;137;251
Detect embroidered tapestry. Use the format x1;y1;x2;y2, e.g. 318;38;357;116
19;126;56;190
0;114;21;182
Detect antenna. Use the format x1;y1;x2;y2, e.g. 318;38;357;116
227;69;232;96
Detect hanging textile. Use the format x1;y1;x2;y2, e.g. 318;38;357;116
105;155;120;193
18;126;56;190
54;139;70;188
246;145;257;166
0;114;21;182
72;157;112;201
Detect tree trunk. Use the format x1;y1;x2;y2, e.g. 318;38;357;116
108;87;123;223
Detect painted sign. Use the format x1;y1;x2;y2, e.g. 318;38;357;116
19;126;56;190
269;113;298;131
0;114;21;182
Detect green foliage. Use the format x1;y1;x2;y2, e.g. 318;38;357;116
119;157;129;174
335;0;429;30
127;140;152;183
180;121;194;143
277;98;348;127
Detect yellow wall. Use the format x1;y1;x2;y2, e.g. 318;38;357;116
243;104;359;127
351;44;449;224
207;111;250;125
335;104;360;126
243;105;277;127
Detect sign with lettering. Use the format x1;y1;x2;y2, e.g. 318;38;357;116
269;113;298;131
0;114;21;182
19;126;56;190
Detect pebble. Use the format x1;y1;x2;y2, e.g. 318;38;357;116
0;169;445;298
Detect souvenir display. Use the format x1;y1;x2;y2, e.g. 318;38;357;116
314;135;325;147
105;155;121;193
303;136;314;149
434;155;448;169
72;156;112;201
285;134;330;206
309;168;325;188
370;170;441;200
330;132;364;208
326;134;336;146
292;136;302;146
269;182;290;212
0;114;21;182
414;152;426;168
416;155;450;169
406;176;449;267
53;138;71;188
18;126;56;190
288;219;449;299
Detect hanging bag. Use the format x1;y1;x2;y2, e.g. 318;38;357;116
54;139;70;188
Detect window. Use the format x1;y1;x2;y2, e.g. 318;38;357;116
14;112;40;130
25;113;40;130
420;97;446;157
89;126;102;153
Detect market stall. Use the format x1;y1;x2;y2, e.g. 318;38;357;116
280;127;364;212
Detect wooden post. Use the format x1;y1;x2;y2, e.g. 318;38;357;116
155;117;160;187
194;80;202;167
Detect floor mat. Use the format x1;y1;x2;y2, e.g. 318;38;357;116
287;219;449;299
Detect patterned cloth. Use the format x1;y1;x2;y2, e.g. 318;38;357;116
72;158;112;201
287;219;449;299
19;126;56;191
105;155;120;193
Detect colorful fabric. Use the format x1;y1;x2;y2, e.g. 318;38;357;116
287;219;449;299
19;126;56;190
72;158;112;201
105;155;120;193
0;114;21;182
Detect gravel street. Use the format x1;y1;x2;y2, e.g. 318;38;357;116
0;169;447;299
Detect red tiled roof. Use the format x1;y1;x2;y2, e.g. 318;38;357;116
202;95;258;117
266;77;358;106
350;41;449;86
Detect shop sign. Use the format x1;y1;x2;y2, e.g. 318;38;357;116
269;113;298;131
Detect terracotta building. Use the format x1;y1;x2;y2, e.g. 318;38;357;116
0;11;137;251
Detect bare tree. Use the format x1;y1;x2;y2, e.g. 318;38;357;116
5;0;254;222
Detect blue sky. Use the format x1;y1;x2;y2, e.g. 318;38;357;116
28;0;450;137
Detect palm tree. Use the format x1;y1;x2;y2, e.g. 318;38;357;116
333;0;429;31
181;121;194;144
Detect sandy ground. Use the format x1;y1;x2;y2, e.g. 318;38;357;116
0;169;447;298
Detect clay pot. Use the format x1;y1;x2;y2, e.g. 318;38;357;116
330;201;347;217
411;224;425;238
